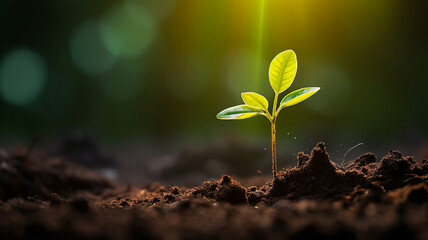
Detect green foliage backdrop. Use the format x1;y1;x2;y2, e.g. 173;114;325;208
0;0;427;146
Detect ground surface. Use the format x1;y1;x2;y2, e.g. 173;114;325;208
1;142;428;240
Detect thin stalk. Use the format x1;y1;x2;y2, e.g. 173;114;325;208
271;92;279;179
271;121;277;179
272;93;279;116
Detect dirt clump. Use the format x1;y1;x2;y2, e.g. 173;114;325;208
373;151;419;190
170;186;181;195
353;153;377;167
192;175;248;205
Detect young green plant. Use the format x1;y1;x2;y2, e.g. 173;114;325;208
216;50;320;179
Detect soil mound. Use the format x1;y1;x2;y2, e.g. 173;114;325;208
268;142;369;201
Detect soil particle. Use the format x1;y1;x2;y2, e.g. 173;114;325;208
296;152;310;167
163;194;176;203
247;191;264;205
220;174;232;184
49;193;69;206
169;186;181;195
246;186;266;205
191;179;218;199
419;161;428;175
353;153;377;167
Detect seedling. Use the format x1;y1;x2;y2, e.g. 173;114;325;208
217;50;320;179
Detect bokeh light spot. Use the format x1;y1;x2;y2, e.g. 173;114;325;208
0;49;47;106
70;21;116;75
101;5;156;59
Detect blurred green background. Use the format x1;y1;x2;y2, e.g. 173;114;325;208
1;0;428;169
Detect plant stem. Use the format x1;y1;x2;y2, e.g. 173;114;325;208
272;93;279;116
271;121;277;179
271;92;279;179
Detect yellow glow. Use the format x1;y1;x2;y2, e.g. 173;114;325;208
254;0;266;90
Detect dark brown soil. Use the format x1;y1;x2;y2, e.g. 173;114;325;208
1;143;428;240
0;147;113;201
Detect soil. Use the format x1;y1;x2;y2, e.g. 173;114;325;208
1;142;428;240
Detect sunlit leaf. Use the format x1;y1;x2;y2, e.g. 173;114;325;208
216;105;264;120
278;87;320;110
269;50;297;94
241;92;269;111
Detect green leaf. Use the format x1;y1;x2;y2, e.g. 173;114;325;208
278;87;320;110
269;50;298;94
216;105;264;120
241;92;269;111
